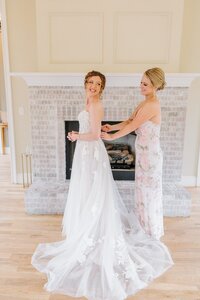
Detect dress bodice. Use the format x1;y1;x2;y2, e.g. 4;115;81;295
135;121;161;153
78;110;90;133
135;120;160;137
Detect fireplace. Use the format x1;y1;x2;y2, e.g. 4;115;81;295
16;72;193;216
65;121;136;180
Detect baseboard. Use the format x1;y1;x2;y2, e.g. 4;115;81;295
181;176;197;187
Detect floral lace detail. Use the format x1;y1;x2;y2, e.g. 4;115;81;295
81;144;89;167
77;236;95;264
94;146;99;160
135;121;164;239
77;235;105;265
114;235;136;281
78;110;90;133
115;235;128;264
82;144;89;156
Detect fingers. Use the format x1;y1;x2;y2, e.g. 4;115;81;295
101;132;107;139
67;132;74;142
101;128;107;132
101;132;113;141
101;125;109;132
67;135;73;142
67;131;79;142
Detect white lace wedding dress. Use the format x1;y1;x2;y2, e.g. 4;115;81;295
32;110;173;300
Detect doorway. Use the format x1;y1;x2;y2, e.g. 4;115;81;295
0;0;17;183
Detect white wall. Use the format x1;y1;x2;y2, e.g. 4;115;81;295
182;78;200;183
180;0;200;185
180;0;200;72
3;0;200;184
0;32;6;111
0;29;9;149
35;0;184;72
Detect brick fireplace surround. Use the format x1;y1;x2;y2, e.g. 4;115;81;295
14;73;196;216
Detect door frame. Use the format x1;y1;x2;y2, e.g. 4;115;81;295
0;0;17;182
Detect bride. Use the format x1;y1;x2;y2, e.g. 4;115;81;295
32;70;173;300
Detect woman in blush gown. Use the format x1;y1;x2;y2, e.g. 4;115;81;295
102;67;166;240
32;70;173;300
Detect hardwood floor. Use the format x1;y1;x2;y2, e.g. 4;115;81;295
0;154;200;300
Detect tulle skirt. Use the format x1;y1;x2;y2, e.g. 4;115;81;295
32;138;173;300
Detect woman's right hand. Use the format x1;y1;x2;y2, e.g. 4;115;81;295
67;131;79;142
101;124;112;132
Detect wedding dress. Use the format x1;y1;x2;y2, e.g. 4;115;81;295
32;110;173;300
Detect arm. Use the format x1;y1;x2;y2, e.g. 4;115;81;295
102;103;144;132
69;103;103;141
109;119;130;131
101;103;158;141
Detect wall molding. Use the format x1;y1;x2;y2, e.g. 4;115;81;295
48;12;104;64
10;72;200;87
114;11;172;64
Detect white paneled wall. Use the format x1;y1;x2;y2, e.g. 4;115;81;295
36;0;184;72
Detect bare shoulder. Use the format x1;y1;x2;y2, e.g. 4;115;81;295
89;101;104;119
89;101;104;113
142;100;160;111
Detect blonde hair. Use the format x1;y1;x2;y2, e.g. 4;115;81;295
84;70;106;94
144;67;166;91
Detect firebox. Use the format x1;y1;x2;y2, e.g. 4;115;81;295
65;121;136;180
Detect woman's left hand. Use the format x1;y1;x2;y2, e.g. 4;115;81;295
101;132;114;141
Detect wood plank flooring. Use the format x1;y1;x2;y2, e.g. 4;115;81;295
0;154;200;300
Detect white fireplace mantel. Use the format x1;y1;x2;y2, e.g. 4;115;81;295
10;72;200;87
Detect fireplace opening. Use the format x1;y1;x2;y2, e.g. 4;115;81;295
65;121;136;180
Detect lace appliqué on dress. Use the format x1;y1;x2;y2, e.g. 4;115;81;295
114;235;136;281
77;235;105;265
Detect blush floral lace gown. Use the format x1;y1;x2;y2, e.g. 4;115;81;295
32;110;173;300
135;121;164;239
